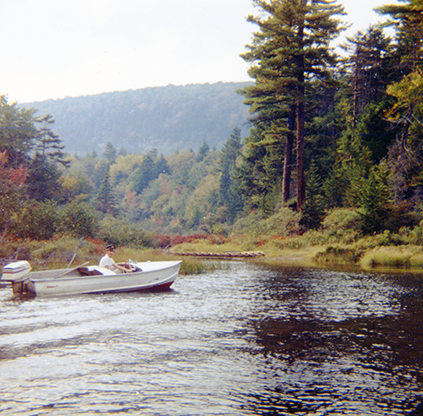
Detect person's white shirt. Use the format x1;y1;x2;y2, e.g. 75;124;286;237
99;253;116;270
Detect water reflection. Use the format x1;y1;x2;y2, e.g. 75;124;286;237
246;265;423;415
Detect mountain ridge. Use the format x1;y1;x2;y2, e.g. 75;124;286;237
23;81;252;156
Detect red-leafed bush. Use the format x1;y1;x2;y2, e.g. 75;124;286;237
170;234;228;247
170;235;187;246
86;237;107;255
153;234;171;248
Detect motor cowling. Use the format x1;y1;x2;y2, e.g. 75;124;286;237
1;261;32;282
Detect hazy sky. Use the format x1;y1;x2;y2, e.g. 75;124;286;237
0;0;394;103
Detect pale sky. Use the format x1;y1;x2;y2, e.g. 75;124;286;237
0;0;393;104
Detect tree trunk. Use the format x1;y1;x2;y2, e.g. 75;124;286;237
296;101;306;210
352;66;359;128
282;105;296;202
296;0;307;211
401;105;413;151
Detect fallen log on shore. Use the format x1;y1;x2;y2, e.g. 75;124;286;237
171;251;265;258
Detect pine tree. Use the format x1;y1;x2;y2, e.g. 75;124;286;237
234;128;278;212
341;26;393;127
356;168;390;234
35;114;70;167
376;0;423;76
196;141;210;162
27;154;63;201
300;163;325;229
155;154;170;177
132;154;155;194
377;0;423;147
240;0;346;210
96;163;117;215
219;128;243;222
103;142;117;164
0;96;38;168
377;0;423;203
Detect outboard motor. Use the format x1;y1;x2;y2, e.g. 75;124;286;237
1;261;32;294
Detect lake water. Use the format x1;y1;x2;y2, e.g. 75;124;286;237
1;261;423;415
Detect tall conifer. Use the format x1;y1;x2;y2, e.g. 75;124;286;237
377;0;423;202
240;0;345;210
96;163;116;215
36;114;70;168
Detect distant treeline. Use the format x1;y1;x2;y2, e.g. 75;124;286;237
22;82;251;156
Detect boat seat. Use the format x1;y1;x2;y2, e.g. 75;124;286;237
78;267;103;276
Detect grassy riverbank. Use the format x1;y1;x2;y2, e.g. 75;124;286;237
168;234;423;272
2;220;423;274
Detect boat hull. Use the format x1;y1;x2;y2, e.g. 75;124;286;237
24;261;181;297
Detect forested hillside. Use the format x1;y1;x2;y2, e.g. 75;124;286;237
22;82;251;156
2;0;423;258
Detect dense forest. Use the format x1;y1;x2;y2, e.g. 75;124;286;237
1;0;423;251
22;82;251;156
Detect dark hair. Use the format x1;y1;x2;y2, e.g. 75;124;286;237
106;244;115;251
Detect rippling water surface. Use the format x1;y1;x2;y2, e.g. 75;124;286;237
1;262;423;415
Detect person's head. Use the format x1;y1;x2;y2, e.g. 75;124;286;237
106;244;115;256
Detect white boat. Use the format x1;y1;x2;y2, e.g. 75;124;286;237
1;260;181;297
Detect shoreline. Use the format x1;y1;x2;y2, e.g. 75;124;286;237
2;234;423;276
169;242;423;275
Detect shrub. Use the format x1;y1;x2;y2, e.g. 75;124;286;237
263;208;302;236
60;201;99;238
85;237;108;256
320;208;363;243
28;235;92;267
314;245;362;264
153;234;171;248
355;170;390;234
408;221;423;245
383;202;420;233
376;230;405;246
0;235;21;261
98;216;153;248
231;208;301;237
13;200;59;240
300;163;325;230
170;234;209;246
231;211;266;237
211;222;231;237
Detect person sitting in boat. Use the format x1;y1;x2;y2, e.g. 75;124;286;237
99;244;133;273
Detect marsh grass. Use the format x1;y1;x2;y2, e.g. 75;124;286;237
314;245;364;265
360;246;423;269
169;239;243;254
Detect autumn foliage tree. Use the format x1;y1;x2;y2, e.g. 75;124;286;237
376;0;423;206
0;150;28;240
0;95;69;203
